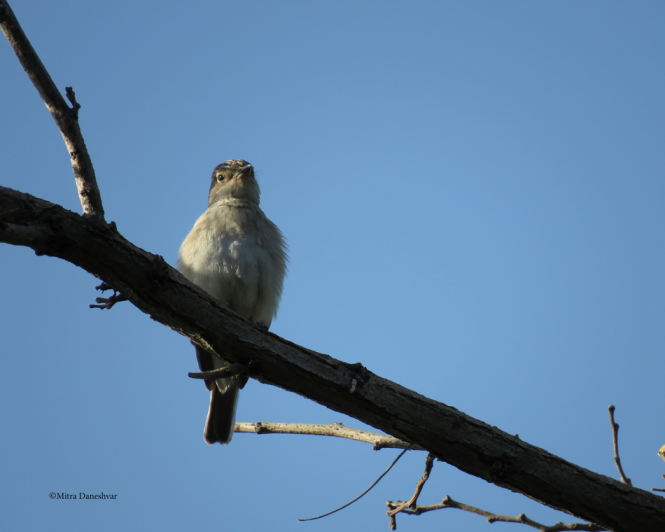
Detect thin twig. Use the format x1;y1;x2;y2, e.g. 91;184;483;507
65;86;81;117
234;422;423;450
387;496;606;531
608;405;632;485
653;473;665;493
0;0;104;219
298;446;411;522
387;453;435;518
385;457;605;531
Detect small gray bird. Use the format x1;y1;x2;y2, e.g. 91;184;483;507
177;160;287;444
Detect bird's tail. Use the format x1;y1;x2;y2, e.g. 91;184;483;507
204;377;240;445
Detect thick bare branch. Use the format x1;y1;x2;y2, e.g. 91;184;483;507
0;0;104;219
1;186;664;531
234;422;421;450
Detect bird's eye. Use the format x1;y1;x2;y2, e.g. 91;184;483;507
217;174;224;182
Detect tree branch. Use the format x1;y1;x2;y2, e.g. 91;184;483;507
608;405;632;485
387;453;435;528
0;0;104;219
386;455;605;531
1;185;663;531
388;495;606;532
234;422;422;450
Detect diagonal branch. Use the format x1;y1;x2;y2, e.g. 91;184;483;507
1;185;664;532
0;0;104;219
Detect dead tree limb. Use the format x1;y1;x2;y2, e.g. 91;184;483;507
0;0;104;219
1;186;664;532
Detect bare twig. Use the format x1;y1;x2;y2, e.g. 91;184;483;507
65;86;81;117
189;363;248;380
653;480;665;493
386;456;605;530
0;0;104;219
608;405;632;485
234;422;422;450
298;446;410;522
387;452;435;521
387;495;605;531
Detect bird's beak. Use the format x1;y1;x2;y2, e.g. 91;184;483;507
234;164;253;180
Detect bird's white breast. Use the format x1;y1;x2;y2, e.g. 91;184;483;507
177;201;287;327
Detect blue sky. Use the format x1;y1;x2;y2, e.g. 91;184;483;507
1;1;664;531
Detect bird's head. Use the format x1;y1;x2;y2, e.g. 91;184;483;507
208;159;260;207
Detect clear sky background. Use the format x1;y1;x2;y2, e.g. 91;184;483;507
1;1;664;531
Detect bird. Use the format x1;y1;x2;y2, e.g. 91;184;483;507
177;160;287;444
